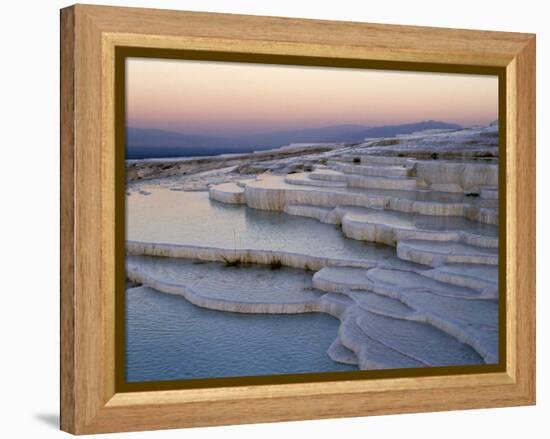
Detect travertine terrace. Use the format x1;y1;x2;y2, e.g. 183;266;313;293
127;123;500;370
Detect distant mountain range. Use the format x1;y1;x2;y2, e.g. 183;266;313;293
126;120;462;159
359;120;461;139
126;128;244;159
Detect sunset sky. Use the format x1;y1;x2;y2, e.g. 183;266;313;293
126;57;498;136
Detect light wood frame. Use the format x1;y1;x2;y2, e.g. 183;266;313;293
60;4;536;434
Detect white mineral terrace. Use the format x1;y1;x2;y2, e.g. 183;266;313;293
127;124;500;370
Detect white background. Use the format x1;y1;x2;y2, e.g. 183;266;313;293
0;0;546;437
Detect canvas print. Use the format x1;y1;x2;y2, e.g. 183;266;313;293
124;58;500;383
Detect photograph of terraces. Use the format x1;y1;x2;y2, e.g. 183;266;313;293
124;57;500;383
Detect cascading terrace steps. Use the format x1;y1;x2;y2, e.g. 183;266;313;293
283;204;334;223
246;200;497;250
325;160;412;177
127;123;501;373
204;146;501;365
360;155;411;166
337;316;426;370
278;203;498;248
363;267;499;364
312;265;498;364
412;160;498;194
126;240;382;272
353;306;484;366
327;337;359;365
311;159;421;191
125;256;487;370
311;266;372;293
208;182;245;204
284;172;348;188
312;265;490;300
304;154;498;194
419;264;498;297
309;168;349;182
223;175;498;225
336;206;497;248
396;239;498;267
346;174;421;191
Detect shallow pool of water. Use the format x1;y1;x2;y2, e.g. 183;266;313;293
126;286;357;382
126;188;396;263
127;255;323;303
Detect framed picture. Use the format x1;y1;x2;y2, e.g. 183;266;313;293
60;4;536;434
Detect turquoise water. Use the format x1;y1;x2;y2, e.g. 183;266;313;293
126;286;357;382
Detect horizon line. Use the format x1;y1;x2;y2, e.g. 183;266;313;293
126;119;498;138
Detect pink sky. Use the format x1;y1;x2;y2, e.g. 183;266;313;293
126;57;498;136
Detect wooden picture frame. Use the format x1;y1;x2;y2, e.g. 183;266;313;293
60;4;536;434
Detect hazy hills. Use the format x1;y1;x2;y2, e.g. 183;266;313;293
126;128;245;159
358;120;461;139
126;120;462;159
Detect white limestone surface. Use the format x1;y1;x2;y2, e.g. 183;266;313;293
312;266;369;293
313;266;497;363
127;265;327;315
236;175;497;224
339;207;497;248
480;186;499;200
208;182;245;204
283;204;335;223
420;264;498;298
127;240;379;271
309;168;349;182
360;156;411;166
397;239;498;267
326;161;411;177
414;160;498;193
285;172;348;188
346;175;420;191
127;123;501;371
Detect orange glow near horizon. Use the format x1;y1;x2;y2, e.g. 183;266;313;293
126;57;498;136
